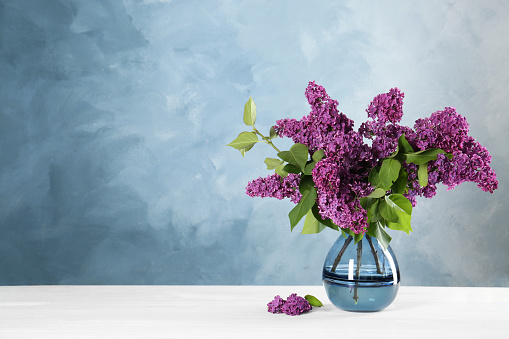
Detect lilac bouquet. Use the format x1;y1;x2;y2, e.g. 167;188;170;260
227;82;498;248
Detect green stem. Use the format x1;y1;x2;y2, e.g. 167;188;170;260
253;127;281;153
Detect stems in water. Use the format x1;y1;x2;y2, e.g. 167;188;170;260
355;240;362;278
330;235;387;305
353;240;363;303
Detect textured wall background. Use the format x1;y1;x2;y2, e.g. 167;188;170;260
0;0;507;286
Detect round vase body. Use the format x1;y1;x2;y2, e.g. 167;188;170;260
322;234;400;312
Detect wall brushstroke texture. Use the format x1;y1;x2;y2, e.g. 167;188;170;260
0;0;507;286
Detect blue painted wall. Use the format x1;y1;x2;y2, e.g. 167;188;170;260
0;0;507;286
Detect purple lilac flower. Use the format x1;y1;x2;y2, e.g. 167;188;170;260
280;294;312;316
246;173;302;204
359;87;417;160
367;87;405;124
413;107;470;152
413;108;498;193
275;81;355;155
312;155;371;234
267;295;286;314
400;107;498;202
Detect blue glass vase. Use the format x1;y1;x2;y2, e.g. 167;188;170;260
322;234;400;312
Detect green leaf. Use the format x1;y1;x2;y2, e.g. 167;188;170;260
379;198;399;223
298;175;315;194
368;199;381;222
239;143;255;157
304;161;316;175
288;176;317;230
301;209;326;234
385;195;412;234
342;228;355;237
303;149;325;176
418;163;429;186
264;158;284;170
312;149;325;162
405;148;446;165
367;187;386;198
275;164;288;178
367;222;392;250
387;194;412;215
226;131;259;150
282;164;301;174
386;220;412;234
359;197;375;211
391;167;408;194
354;232;364;244
269;126;278;139
278;143;309;172
398;134;414;154
393;211;411;233
379;194;412;231
311;204;339;231
243;97;256;126
379;158;402;190
368;166;382;187
304;295;323;307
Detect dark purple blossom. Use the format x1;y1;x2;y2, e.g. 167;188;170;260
281;294;312;316
267;295;286;314
246;173;301;204
413;108;498;193
413;107;470;152
275;81;355;155
359;87;417;160
366;87;405;124
312;155;371;234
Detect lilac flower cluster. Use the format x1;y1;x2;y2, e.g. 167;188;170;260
276;82;355;155
246;81;498;233
415;108;497;193
361;95;498;205
246;173;302;204
267;294;312;316
359;87;416;160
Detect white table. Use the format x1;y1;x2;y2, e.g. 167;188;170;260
0;285;507;338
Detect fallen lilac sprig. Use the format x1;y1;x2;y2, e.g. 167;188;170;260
267;294;322;315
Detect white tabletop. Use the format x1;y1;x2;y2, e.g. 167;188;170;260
0;285;508;338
